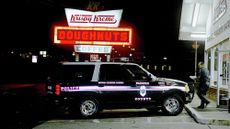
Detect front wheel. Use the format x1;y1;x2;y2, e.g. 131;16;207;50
162;95;184;116
79;99;99;118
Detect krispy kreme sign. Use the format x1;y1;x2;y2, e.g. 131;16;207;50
54;26;132;45
65;8;123;27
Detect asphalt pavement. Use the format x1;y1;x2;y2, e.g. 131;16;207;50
184;92;230;126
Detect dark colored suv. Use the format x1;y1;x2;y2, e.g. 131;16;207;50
46;62;193;117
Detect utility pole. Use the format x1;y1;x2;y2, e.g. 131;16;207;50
195;41;198;77
192;41;200;77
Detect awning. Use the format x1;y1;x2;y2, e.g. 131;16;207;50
179;0;213;41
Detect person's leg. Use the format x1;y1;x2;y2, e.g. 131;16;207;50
197;90;205;108
203;91;210;107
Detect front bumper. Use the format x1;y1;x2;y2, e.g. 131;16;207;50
185;92;194;103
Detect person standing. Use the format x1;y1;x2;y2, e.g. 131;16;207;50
197;61;210;109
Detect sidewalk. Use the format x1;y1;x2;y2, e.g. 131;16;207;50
184;93;230;126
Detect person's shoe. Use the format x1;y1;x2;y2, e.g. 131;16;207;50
197;105;204;109
205;101;210;108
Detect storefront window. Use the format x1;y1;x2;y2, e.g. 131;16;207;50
214;48;218;71
222;55;229;86
221;39;230;87
211;47;219;86
208;50;211;73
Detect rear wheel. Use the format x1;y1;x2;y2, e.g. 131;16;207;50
79;99;99;117
162;95;184;116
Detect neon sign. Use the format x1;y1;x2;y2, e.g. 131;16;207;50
65;8;123;27
54;26;132;45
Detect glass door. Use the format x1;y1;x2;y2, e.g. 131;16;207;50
222;52;229;87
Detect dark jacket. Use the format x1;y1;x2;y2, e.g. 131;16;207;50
198;67;210;94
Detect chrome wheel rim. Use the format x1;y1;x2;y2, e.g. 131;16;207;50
164;97;180;113
80;100;97;116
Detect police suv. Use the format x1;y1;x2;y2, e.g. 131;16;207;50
46;62;193;117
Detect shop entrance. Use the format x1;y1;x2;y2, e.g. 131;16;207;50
216;50;230;111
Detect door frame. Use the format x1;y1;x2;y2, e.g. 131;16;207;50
217;50;230;107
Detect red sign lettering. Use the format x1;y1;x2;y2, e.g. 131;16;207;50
54;26;132;45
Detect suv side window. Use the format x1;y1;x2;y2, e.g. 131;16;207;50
99;64;133;81
56;65;95;83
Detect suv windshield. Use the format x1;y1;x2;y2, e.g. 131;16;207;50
122;65;151;81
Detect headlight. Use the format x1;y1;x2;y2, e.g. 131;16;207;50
185;84;190;93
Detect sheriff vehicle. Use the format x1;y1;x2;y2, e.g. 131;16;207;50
46;62;193;117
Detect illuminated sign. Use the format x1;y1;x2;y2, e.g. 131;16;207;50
65;8;123;27
74;45;112;54
54;26;132;45
32;55;37;63
213;0;227;23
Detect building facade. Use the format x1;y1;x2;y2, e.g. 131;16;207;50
179;0;230;106
205;0;230;105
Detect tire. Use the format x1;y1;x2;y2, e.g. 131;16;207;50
79;99;99;117
162;95;184;116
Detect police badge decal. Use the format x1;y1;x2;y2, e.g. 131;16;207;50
140;86;146;97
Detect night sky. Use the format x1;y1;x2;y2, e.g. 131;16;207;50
2;0;205;81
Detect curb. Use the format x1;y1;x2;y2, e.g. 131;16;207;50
184;104;230;126
184;104;209;125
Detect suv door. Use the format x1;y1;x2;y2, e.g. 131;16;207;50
99;64;158;108
122;64;163;105
98;64;137;108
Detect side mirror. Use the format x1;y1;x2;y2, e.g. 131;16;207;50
148;74;157;81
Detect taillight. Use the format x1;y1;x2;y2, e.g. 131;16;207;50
55;84;61;95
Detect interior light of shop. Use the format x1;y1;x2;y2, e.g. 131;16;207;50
192;3;200;27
